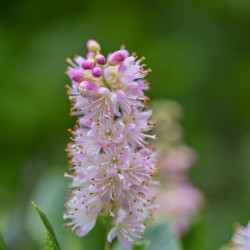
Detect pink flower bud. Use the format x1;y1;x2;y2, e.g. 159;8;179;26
107;50;126;66
82;59;95;70
92;66;103;78
74;56;85;66
79;81;99;97
86;51;95;59
96;55;106;65
121;49;129;58
68;69;86;83
126;123;136;133
86;39;101;52
98;87;110;95
116;90;126;101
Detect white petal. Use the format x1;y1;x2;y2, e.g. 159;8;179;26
107;227;117;243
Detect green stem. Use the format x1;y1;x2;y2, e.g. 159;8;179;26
104;240;111;250
104;215;113;250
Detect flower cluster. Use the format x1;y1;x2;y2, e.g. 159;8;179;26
63;40;157;248
150;100;203;235
231;221;250;250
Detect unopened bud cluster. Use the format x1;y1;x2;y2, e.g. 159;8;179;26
64;40;157;248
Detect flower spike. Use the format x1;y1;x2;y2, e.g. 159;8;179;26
64;40;157;248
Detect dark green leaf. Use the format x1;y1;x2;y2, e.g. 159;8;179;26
31;201;60;250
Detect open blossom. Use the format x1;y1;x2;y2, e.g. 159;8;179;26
108;211;146;248
64;40;157;248
231;222;250;250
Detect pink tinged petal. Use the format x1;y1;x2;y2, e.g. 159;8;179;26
126;82;138;88
111;93;117;103
74;56;85;66
73;153;85;162
118;173;126;182
121;49;129;58
143;159;152;168
118;63;127;75
118;134;124;142
140;110;152;120
92;66;103;78
123;56;135;66
122;172;128;180
86;39;101;52
82;59;95;70
107;227;117;243
106;168;118;176
120;146;130;162
68;69;86;83
108;50;126;66
125;82;144;97
118;189;125;203
126;123;136;133
117;90;126;101
98;87;110;94
137;80;144;88
79;116;93;126
121;75;135;84
78;172;86;178
117;234;132;248
117;121;125;130
111;93;121;116
116;214;126;224
87;130;96;139
79;81;99;97
87;165;99;174
121;173;130;189
89;206;102;215
98;141;109;147
76;218;96;237
86;51;95;59
101;192;111;203
90;145;100;154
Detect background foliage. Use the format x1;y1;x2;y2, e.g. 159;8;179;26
1;0;250;249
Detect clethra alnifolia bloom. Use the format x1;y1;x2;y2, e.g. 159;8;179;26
64;40;157;248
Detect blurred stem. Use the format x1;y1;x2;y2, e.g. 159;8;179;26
104;215;112;250
104;240;111;250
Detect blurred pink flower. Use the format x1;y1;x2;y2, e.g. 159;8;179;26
160;146;197;176
150;99;204;235
152;182;203;235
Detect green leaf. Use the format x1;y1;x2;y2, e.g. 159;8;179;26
31;201;60;250
0;233;7;250
145;220;182;250
132;241;150;250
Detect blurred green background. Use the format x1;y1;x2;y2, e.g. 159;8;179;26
1;0;250;249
